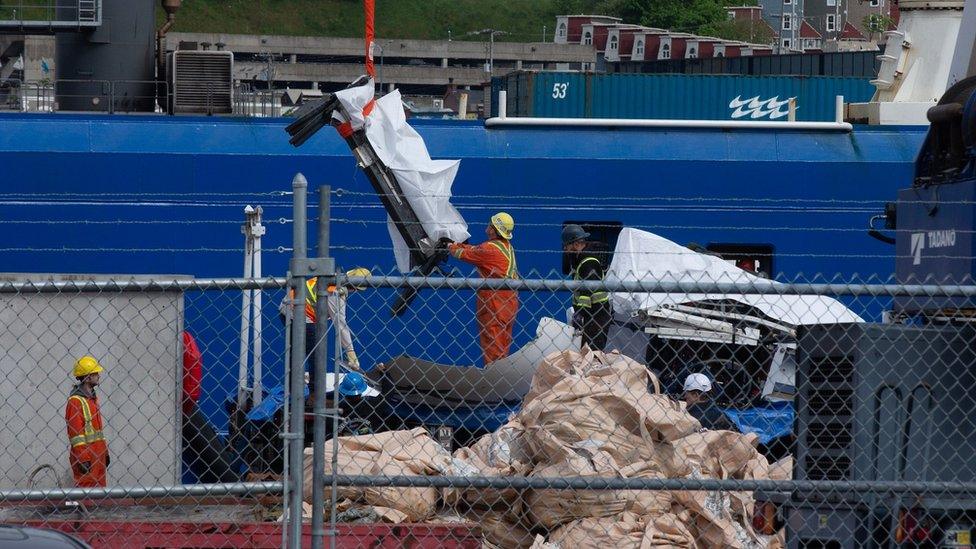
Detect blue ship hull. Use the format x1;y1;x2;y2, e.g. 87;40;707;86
0;113;927;428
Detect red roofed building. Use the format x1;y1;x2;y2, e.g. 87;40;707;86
840;21;867;42
554;15;622;44
554;14;777;62
799;20;823;52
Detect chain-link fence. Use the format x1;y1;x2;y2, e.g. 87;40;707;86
4;181;976;549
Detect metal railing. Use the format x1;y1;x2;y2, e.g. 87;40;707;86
0;0;101;29
0;78;286;116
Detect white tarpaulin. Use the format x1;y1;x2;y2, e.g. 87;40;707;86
333;80;470;272
607;228;863;326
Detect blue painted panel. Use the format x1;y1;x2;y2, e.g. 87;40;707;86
0;113;927;430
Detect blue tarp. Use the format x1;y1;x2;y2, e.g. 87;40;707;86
723;401;795;445
385;395;520;433
246;384;309;422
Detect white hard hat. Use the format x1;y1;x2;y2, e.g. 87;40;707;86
683;373;712;393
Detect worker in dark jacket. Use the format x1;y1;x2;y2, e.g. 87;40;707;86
562;224;612;351
683;373;734;431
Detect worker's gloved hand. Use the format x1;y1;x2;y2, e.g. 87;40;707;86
345;350;361;371
437;237;455;248
77;461;91;475
105;455;110;467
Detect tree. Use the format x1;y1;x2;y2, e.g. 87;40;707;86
862;14;894;42
564;0;759;36
702;19;775;45
596;0;653;23
637;0;727;33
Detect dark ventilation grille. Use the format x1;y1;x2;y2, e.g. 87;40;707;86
172;51;233;114
804;355;855;481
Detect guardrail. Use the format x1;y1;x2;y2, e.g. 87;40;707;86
0;78;288;116
0;0;101;29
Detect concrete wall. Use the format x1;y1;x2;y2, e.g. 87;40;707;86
169;32;594;63
24;35;54;81
0;274;184;489
169;32;595;88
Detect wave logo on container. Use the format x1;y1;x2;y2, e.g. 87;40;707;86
729;95;795;120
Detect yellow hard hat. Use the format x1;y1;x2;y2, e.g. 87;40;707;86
73;356;103;378
345;267;372;290
490;212;514;240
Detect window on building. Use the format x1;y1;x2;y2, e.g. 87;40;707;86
827;0;837;4
688;46;698;59
562;221;623;274
661;43;671;59
870;0;881;6
609;35;618;51
784;0;792;4
635;40;644;56
826;14;836;32
583;31;592;45
716;51;725;57
558;23;567;39
782;38;792;49
728;10;736;20
782;14;792;30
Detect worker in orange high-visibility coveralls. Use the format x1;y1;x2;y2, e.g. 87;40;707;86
445;212;519;364
65;356;109;487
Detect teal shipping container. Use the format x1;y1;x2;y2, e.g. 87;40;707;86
490;72;875;122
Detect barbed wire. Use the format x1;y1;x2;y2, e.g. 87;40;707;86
330;244;968;260
0;247;290;253
333;202;880;214
0;191;293;198
330;188;964;206
4;219;292;225
0;200;297;208
330;217;930;234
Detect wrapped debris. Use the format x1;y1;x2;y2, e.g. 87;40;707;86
446;418;532;509
519;349;697;471
670;431;771;548
547;511;696;548
476;510;537;549
523;348;660;407
516;349;777;548
768;455;793;481
302;427;454;523
306;348;784;548
526;443;671;529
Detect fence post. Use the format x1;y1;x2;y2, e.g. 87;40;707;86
311;185;334;549
286;173;309;548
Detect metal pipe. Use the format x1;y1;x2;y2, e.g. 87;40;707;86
0;482;283;503
484;117;853;131
320;475;976;495
329;293;342;549
156;1;181;81
252;206;265;405
311;185;332;549
2;276;976;298
237;206;255;413
287;173;309;549
835;95;845;124
498;90;507;119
